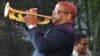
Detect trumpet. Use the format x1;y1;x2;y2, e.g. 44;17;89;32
4;2;52;25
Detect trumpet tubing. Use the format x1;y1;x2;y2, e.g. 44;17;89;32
4;2;52;25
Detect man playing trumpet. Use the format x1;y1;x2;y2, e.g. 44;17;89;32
24;1;77;56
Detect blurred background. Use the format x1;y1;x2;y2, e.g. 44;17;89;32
0;0;100;56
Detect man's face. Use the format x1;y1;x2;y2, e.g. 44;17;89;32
52;4;70;25
76;38;89;54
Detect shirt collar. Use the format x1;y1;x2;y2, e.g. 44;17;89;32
72;50;79;56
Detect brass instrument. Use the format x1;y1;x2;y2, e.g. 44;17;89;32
4;2;52;25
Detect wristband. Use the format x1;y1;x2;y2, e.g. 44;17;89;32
27;24;37;29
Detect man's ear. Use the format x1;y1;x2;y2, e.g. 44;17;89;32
63;13;72;22
66;13;71;19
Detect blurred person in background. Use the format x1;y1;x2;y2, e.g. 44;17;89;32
72;33;93;56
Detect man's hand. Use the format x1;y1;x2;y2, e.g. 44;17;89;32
24;8;38;26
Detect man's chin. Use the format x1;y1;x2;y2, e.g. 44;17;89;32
80;51;87;54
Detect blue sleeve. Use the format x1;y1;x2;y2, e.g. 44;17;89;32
24;27;44;48
25;27;74;53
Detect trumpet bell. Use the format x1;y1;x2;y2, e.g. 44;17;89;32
4;2;10;17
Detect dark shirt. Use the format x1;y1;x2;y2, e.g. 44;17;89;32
25;23;76;56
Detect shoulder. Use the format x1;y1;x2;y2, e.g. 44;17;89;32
55;23;76;34
86;49;93;56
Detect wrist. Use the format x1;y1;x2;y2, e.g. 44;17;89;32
27;24;37;29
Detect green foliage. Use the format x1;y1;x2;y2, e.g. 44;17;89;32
76;0;100;56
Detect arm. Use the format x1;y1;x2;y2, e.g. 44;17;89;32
26;27;72;53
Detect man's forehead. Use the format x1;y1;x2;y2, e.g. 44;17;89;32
80;38;89;43
55;4;69;11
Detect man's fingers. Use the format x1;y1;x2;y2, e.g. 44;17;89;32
29;8;38;16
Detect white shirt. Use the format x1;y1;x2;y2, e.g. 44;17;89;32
72;49;93;56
